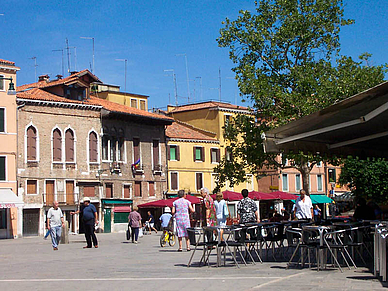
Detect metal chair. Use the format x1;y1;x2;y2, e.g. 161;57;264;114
187;227;217;267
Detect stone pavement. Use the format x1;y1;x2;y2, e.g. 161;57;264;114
0;232;386;291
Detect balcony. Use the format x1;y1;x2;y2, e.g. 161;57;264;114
43;193;79;206
153;164;162;174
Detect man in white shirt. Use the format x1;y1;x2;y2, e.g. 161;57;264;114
47;201;65;250
294;189;314;220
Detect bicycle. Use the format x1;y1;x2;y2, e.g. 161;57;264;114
160;229;176;247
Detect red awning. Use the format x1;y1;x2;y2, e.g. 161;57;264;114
113;206;132;213
211;190;243;201
249;191;276;200
137;195;202;208
270;191;298;200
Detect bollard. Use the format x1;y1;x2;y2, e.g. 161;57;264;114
61;221;69;244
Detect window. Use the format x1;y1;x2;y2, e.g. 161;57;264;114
282;174;288;191
102;135;109;160
133;138;140;164
149;182;155;196
52;128;62;162
110;137;117;162
65;129;75;162
0;75;4;91
123;184;131;199
118;138;124;162
316;161;322;167
0;209;6;230
130;99;137;108
105;184;113;198
225;147;232;161
317;175;323;192
193;146;204;162
27;126;37;161
211;148;220;163
140;100;146;111
27;180;37;194
89;132;98;163
134;181;142;197
211;173;219;192
168;145;180;161
102;135;124;162
0;156;5;181
224;114;231;126
328;168;336;183
195;173;203;191
246;174;253;191
84;185;95;197
152;140;160;168
295;174;301;191
0;108;4;132
170;172;178;191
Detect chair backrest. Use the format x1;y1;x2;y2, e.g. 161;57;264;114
187;227;203;246
286;227;301;245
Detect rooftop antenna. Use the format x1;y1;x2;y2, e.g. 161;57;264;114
80;36;95;74
196;77;202;101
164;69;178;106
52;49;64;76
115;59;127;92
29;57;38;82
176;53;190;103
65;38;71;74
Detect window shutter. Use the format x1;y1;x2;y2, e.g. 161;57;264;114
217;149;220;162
89;132;98;162
176;146;180;161
0;109;4;132
201;147;205;162
65;129;74;162
167;145;170;160
53;129;62;162
193;147;196;161
0;157;5;181
171;173;177;190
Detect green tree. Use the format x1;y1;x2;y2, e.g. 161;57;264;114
215;0;387;193
339;157;388;203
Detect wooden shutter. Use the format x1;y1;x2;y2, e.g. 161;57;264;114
84;185;95;197
89;132;98;162
106;184;112;198
176;146;180;161
66;181;74;204
27;180;37;194
196;173;203;190
167;145;170;160
171;173;177;190
133;138;140;162
149;182;155;196
153;140;159;166
201;147;205;162
134;181;142;197
46;180;55;205
65;129;74;162
124;185;130;198
216;149;220;162
53;129;62;162
27;126;37;161
193;147;196;161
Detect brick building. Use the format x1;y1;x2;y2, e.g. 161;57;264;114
16;70;172;235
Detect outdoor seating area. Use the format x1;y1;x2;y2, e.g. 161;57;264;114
186;219;378;273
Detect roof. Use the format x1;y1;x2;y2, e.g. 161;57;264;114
17;69;101;91
263;81;388;158
168;101;250;114
17;88;173;123
166;120;217;141
0;59;15;65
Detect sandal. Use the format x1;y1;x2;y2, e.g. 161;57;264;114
187;248;191;252
177;249;182;252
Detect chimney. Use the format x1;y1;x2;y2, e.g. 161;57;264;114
56;74;63;80
70;71;78;75
38;74;50;82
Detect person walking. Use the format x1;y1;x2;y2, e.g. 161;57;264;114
200;187;216;227
294;189;314;221
146;211;158;234
214;192;228;227
237;189;260;224
172;190;194;252
128;207;142;243
46;201;65;250
71;197;98;248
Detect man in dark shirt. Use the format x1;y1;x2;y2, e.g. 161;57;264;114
146;211;158;234
237;189;260;224
71;197;99;248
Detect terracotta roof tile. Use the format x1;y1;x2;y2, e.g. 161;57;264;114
0;59;15;65
17;88;98;105
168;101;249;113
17;69;100;91
166;121;217;141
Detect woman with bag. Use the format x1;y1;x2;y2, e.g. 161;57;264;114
214;192;229;227
128;207;142;244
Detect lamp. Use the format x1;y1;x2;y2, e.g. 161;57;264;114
0;76;16;95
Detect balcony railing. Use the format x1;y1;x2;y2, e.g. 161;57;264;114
43;193;79;206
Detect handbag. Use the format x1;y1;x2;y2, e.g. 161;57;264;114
223;201;229;217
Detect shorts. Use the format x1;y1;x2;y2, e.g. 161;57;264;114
146;222;154;228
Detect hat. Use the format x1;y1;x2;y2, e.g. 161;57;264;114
83;197;90;202
164;207;171;213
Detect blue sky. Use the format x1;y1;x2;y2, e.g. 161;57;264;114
1;1;387;110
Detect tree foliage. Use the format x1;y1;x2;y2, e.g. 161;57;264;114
339;157;388;204
215;0;387;192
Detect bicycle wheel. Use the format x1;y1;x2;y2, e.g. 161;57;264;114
160;231;168;247
168;232;176;247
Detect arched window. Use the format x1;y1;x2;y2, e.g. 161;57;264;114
52;128;62;162
65;129;75;162
27;126;37;161
89;131;98;163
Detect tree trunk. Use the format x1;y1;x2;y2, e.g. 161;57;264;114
300;160;311;195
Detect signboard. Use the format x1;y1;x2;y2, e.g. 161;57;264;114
269;185;279;190
0;203;17;208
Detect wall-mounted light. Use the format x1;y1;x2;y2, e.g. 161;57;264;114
0;76;16;95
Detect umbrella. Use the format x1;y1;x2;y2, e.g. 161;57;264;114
270;191;298;200
211;190;243;201
137;195;202;208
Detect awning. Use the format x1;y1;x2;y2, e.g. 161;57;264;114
262;81;388;158
113;206;132;213
102;199;132;205
292;194;333;204
0;189;24;208
138;195;202;208
269;191;299;200
211;190;243;201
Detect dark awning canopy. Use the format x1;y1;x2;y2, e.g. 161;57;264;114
263;81;388;158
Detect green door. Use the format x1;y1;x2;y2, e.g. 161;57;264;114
104;208;111;233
